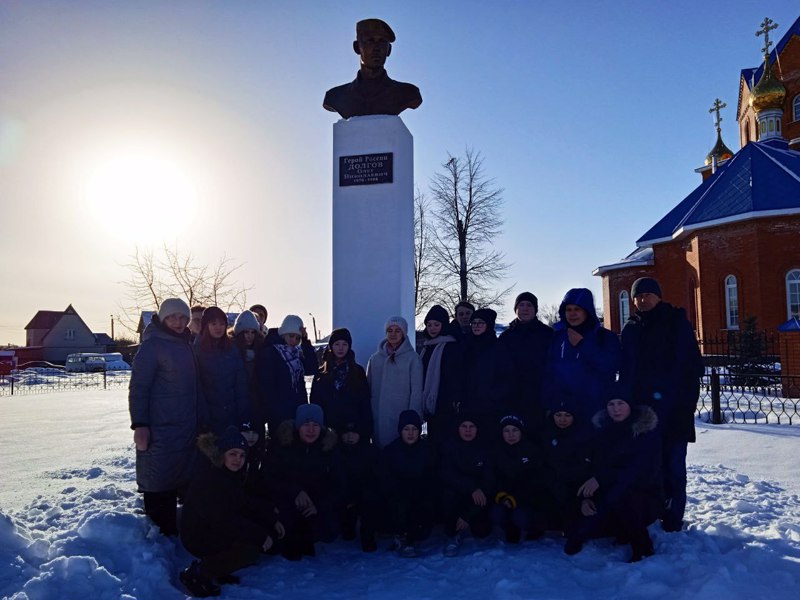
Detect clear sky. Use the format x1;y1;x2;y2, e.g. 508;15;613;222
1;0;798;345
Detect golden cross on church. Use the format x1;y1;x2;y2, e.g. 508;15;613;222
709;99;726;132
756;17;778;56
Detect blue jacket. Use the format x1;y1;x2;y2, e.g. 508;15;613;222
543;288;621;427
256;340;319;432
128;318;202;493
196;340;250;435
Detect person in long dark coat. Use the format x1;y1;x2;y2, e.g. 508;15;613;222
310;328;372;439
498;292;553;433
195;307;251;436
440;414;494;556
543;288;621;431
461;308;514;436
262;403;344;561
381;410;436;557
179;427;283;597
255;315;319;439
565;390;663;562
231;310;268;474
489;414;548;543
619;277;704;532
129;298;202;536
418;305;464;446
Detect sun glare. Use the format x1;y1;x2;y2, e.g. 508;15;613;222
84;152;197;242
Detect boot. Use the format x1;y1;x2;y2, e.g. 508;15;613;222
341;506;357;541
504;525;521;544
628;531;654;563
179;561;221;598
564;537;583;556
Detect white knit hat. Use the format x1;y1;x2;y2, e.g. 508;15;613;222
278;314;304;336
234;310;261;335
384;316;408;335
157;298;190;322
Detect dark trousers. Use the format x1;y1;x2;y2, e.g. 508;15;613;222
143;490;178;536
442;490;492;538
662;440;688;528
387;492;434;543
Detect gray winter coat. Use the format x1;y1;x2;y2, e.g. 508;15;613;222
129;319;201;493
366;337;423;448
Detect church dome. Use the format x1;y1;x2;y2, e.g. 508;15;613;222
705;132;734;166
749;57;786;112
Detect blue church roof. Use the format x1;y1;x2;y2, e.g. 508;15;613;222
636;141;800;246
740;15;800;92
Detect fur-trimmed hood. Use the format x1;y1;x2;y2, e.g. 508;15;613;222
197;432;225;467
273;419;339;451
591;405;658;437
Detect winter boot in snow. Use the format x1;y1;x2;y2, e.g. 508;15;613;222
341;505;357;540
564;537;584;556
400;543;418;558
180;561;221;598
443;533;462;557
504;525;521;544
628;531;655;563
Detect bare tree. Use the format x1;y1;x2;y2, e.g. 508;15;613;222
118;243;251;333
413;187;441;319
428;148;512;309
538;303;561;327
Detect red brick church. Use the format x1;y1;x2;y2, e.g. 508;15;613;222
595;16;800;339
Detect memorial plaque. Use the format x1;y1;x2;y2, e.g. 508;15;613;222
339;152;393;187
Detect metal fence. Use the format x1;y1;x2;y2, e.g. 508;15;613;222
0;370;131;396
696;369;800;425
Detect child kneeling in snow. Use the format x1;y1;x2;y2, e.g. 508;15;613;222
440;414;494;556
180;427;284;597
564;389;662;562
381;409;436;557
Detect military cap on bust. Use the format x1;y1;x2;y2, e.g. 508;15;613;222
356;18;395;42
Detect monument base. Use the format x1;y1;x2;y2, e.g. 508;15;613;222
332;115;415;365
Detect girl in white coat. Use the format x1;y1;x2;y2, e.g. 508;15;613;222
366;317;423;448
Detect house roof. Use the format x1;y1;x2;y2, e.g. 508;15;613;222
25;310;64;330
738;15;800;110
593;246;654;276
94;333;114;345
636;140;800;246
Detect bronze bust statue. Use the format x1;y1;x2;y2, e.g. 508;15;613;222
323;18;422;119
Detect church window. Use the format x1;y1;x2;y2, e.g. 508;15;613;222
725;275;739;329
787;270;800;319
618;290;630;330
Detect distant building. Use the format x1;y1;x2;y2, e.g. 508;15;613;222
23;304;111;363
595;16;800;337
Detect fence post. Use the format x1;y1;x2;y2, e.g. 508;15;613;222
711;368;722;424
103;370;107;390
10;375;13;396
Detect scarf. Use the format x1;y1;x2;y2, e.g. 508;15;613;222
275;344;305;392
333;361;349;391
420;335;456;416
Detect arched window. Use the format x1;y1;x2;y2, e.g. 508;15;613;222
794;95;800;122
787;269;800;319
619;290;630;330
725;275;739;329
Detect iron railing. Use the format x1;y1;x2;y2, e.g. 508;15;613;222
0;370;131;396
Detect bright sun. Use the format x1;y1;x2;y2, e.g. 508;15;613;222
84;151;197;243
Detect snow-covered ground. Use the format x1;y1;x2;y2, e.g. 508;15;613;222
1;390;798;600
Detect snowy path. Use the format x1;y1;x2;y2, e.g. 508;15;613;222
1;391;799;599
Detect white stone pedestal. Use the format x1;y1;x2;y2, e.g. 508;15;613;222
332;115;415;366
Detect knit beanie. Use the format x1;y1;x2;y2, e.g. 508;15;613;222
384;316;408;336
233;310;261;335
157;298;190;322
397;409;423;434
295;403;324;429
328;327;353;348
424;305;450;325
278;314;304;336
201;306;228;331
217;426;248;453
514;291;538;311
631;277;662;298
499;414;525;431
470;308;497;328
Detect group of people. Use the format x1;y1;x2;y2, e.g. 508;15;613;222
128;277;703;596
